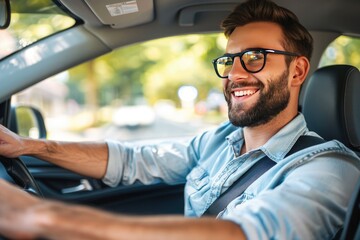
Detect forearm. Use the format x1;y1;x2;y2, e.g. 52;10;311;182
23;138;108;179
34;202;246;240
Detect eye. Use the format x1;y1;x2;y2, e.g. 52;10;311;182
243;51;264;65
217;56;233;65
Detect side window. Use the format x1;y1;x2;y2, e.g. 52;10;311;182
319;35;360;69
12;34;229;141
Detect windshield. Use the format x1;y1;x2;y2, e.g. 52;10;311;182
0;0;77;59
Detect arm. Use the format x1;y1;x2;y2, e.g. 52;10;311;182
0;124;108;179
0;180;246;240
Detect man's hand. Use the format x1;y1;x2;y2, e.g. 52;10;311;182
0;179;42;239
0;178;246;240
0;125;26;158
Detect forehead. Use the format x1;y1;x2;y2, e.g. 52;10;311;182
226;22;285;53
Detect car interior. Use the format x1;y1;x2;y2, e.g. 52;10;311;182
0;0;359;239
301;64;360;239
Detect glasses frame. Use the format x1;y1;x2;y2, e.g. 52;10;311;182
212;48;300;78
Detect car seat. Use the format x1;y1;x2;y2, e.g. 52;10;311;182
300;64;360;240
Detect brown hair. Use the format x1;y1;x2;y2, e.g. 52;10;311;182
222;0;313;61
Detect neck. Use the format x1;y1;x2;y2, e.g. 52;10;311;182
241;110;298;155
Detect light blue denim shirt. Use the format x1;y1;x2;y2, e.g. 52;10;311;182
103;113;360;239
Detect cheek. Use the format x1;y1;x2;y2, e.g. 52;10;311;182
222;79;229;89
264;57;288;72
252;73;270;88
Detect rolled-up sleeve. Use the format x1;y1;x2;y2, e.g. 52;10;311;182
221;153;360;240
102;140;126;187
102;139;196;187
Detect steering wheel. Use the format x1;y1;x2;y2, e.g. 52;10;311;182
0;156;43;197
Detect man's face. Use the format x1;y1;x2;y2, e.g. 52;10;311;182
223;22;291;127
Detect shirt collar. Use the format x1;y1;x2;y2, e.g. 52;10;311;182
226;113;308;161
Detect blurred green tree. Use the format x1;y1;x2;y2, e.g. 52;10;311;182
67;33;227;109
67;34;360;113
320;36;360;69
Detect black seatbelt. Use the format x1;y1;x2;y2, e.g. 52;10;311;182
203;135;325;216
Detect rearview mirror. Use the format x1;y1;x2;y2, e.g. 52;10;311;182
0;0;10;29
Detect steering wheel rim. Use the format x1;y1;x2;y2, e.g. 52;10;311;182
0;156;43;197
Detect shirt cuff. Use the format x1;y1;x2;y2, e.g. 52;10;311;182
102;140;124;187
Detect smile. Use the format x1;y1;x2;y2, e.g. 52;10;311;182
233;90;257;97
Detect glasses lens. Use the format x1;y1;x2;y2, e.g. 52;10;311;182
215;56;233;77
242;51;265;72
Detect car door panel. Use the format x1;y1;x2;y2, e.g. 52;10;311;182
21;156;185;215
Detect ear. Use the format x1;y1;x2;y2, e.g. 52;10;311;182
290;56;310;87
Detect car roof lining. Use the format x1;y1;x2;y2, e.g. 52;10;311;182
57;0;360;52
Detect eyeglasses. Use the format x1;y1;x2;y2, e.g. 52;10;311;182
212;48;300;78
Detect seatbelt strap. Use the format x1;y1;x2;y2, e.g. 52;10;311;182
203;135;325;216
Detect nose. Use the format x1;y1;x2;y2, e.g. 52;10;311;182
228;57;249;82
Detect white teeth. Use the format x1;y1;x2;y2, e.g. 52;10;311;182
234;90;256;97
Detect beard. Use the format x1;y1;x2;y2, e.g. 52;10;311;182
224;69;290;127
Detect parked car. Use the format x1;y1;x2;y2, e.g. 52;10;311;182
0;0;359;239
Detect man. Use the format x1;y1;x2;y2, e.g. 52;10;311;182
0;0;359;239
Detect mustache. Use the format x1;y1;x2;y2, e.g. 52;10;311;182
225;80;264;94
228;81;263;89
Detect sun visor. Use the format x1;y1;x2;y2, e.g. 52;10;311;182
83;0;154;28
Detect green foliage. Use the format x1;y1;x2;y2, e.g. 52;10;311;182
67;33;227;107
141;34;225;106
320;36;360;69
1;1;75;59
11;0;63;14
66;34;360;110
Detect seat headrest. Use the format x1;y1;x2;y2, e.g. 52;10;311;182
301;65;360;151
